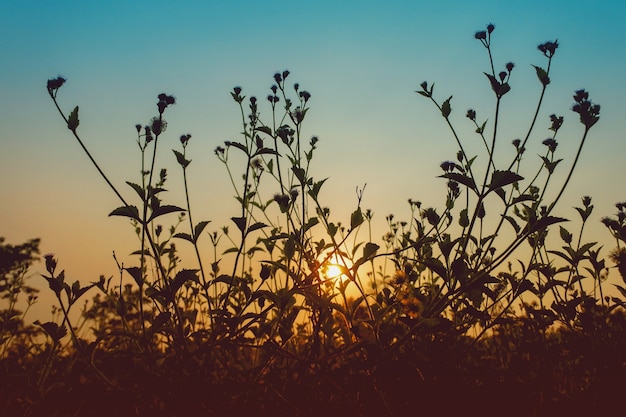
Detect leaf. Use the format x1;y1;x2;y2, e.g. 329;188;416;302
174;232;194;243
193;220;211;241
559;226;573;244
487;170;524;194
124;266;144;287
308;178;328;199
291;166;306;183
476;120;487;134
171;269;199;293
363;242;379;260
525;216;568;234
502;215;521;234
231;217;246;234
247;222;268;233
67;106;79;131
109;205;141;222
423;258;447;281
350;207;364;229
256;125;272;136
228;141;248;154
126;182;145;200
148;205;185;222
149;312;171;334
441;96;452;118
173;149;191;168
532;65;550;86
439;172;478;194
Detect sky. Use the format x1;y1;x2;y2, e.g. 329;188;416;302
1;1;625;319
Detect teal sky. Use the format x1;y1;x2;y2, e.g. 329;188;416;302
1;1;625;317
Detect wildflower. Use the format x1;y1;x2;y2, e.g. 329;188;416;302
180;134;191;146
466;109;476;121
538;40;559;58
487;23;495;34
282;70;290;79
135;124;142;133
274;73;282;84
475;30;487;40
293;83;299;92
499;71;507;82
512;139;521;148
572;89;600;129
299;90;311;102
46;76;66;96
549;114;564;132
157;93;176;114
43;254;57;275
542;138;558;152
440;161;455;172
506;62;515;72
150;117;166;135
582;196;592;207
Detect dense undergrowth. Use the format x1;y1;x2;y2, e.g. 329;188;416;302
2;24;626;416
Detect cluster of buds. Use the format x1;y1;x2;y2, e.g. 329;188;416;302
572;89;601;129
157;93;175;115
538;40;559;58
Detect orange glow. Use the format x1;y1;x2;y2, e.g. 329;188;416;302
319;253;352;288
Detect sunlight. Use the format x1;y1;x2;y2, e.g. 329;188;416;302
319;252;352;289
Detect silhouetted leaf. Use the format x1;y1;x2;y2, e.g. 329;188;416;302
124;266;144;287
109;205;141;222
256;125;272;136
350;207;364;229
174;232;194;243
247;222;268;233
193;220;211;241
487;170;523;194
424;258;447;281
148;205;185;222
503;215;521;233
126;182;145;200
533;65;550;86
231;217;246;234
67;106;79;131
171;269;199;293
173;149;191;168
363;242;379;260
439;172;478;194
228;141;248;154
441;96;452;118
308;178;328;199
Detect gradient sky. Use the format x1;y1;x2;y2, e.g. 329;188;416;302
1;1;625;319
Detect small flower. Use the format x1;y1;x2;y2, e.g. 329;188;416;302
180;134;191;146
233;86;242;95
549;114;564;132
299;91;311;102
538;40;559;58
572;89;600;129
466;109;476;121
282;70;290;80
486;23;495;34
46;76;66;96
499;71;507;82
43;254;57;275
293;83;299;92
440;161;455;172
273;73;282;84
506;62;515;72
135;124;142;133
582;196;592;207
512;139;521;148
542;138;558;152
474;30;487;40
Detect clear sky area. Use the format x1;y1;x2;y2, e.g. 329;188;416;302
1;1;625;319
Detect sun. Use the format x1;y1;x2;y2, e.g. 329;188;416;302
319;252;352;288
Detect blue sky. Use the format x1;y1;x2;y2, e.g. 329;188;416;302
1;1;625;317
